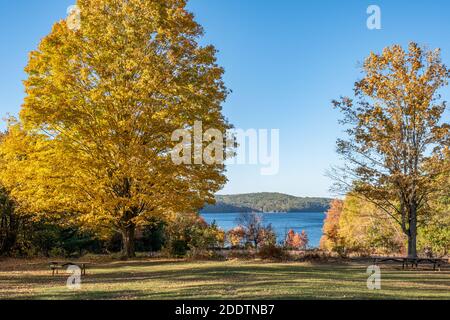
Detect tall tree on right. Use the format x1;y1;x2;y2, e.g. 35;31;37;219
330;43;450;258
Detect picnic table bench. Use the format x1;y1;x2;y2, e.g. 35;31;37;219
372;256;447;271
49;261;89;276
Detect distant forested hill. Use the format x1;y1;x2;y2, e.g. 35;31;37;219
201;193;332;213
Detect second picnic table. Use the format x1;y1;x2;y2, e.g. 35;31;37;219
372;256;446;271
49;261;89;276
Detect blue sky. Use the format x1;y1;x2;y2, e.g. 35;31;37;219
1;0;450;197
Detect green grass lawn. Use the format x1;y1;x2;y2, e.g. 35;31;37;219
0;258;449;300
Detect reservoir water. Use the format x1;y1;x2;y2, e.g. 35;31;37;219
201;212;326;248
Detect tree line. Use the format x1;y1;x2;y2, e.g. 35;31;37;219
320;198;449;257
202;193;331;213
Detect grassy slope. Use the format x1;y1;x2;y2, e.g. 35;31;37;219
0;259;449;300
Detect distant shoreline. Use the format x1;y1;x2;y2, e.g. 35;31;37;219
201;192;332;214
201;211;326;214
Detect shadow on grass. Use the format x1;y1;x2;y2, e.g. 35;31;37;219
1;260;449;300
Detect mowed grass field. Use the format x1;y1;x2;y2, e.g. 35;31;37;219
0;258;449;300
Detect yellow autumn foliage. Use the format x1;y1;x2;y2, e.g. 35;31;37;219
0;0;232;257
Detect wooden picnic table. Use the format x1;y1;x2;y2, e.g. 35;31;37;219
49;261;89;276
372;256;447;271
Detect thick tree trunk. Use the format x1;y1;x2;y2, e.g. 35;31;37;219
407;205;418;258
407;233;417;258
121;224;136;259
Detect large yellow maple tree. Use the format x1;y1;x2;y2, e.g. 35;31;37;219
5;0;231;257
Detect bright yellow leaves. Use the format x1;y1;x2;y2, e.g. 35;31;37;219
1;0;231;257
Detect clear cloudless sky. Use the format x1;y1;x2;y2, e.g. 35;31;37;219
1;0;450;197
